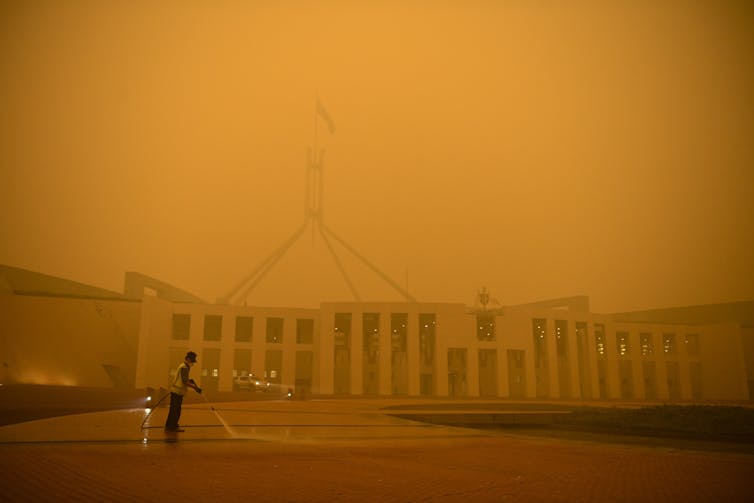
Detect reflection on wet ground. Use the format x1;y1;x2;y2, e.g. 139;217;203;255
2;399;754;502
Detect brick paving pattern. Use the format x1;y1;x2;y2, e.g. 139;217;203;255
1;399;752;502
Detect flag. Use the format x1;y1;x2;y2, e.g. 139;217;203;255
316;97;336;134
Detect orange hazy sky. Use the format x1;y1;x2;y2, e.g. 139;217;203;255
1;0;752;312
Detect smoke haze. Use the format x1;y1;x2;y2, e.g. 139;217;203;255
1;0;752;312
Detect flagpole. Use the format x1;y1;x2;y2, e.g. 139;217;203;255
313;96;318;157
222;97;419;305
312;94;319;246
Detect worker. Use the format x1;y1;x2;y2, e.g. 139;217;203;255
165;351;202;432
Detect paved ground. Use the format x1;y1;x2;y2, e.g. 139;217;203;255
1;397;753;502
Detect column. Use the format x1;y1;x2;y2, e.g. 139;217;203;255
282;315;296;392
318;312;334;394
350;312;363;395
379;309;391;395
407;312;420;395
219;310;235;392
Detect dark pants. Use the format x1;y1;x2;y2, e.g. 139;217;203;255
165;392;184;430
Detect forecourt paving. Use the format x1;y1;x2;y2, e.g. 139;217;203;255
1;399;752;502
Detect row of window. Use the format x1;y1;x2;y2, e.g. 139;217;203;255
174;313;701;361
172;312;435;350
500;318;703;361
171;314;314;344
533;320;701;360
599;330;700;358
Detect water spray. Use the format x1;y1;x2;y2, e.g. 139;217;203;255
200;391;216;411
200;392;236;435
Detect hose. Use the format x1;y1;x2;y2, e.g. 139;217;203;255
140;391;171;430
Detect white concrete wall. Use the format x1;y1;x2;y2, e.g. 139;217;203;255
6;281;748;401
1;294;141;388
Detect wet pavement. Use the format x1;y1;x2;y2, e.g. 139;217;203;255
0;398;492;444
1;398;753;502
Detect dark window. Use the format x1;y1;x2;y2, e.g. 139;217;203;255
235;316;253;342
616;331;630;357
334;313;351;349
419;313;436;365
233;349;252;381
663;333;676;355
363;313;380;364
203;315;222;341
532;319;547;368
266;350;283;384
297;319;314;344
595;324;606;358
266;318;284;344
476;313;495;341
640;333;654;356
391;313;407;352
555;320;568;358
172;314;190;340
685;334;700;356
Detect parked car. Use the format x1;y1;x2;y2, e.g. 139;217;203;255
233;373;272;392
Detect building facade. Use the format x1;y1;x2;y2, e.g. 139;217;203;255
135;295;750;401
2;265;752;402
